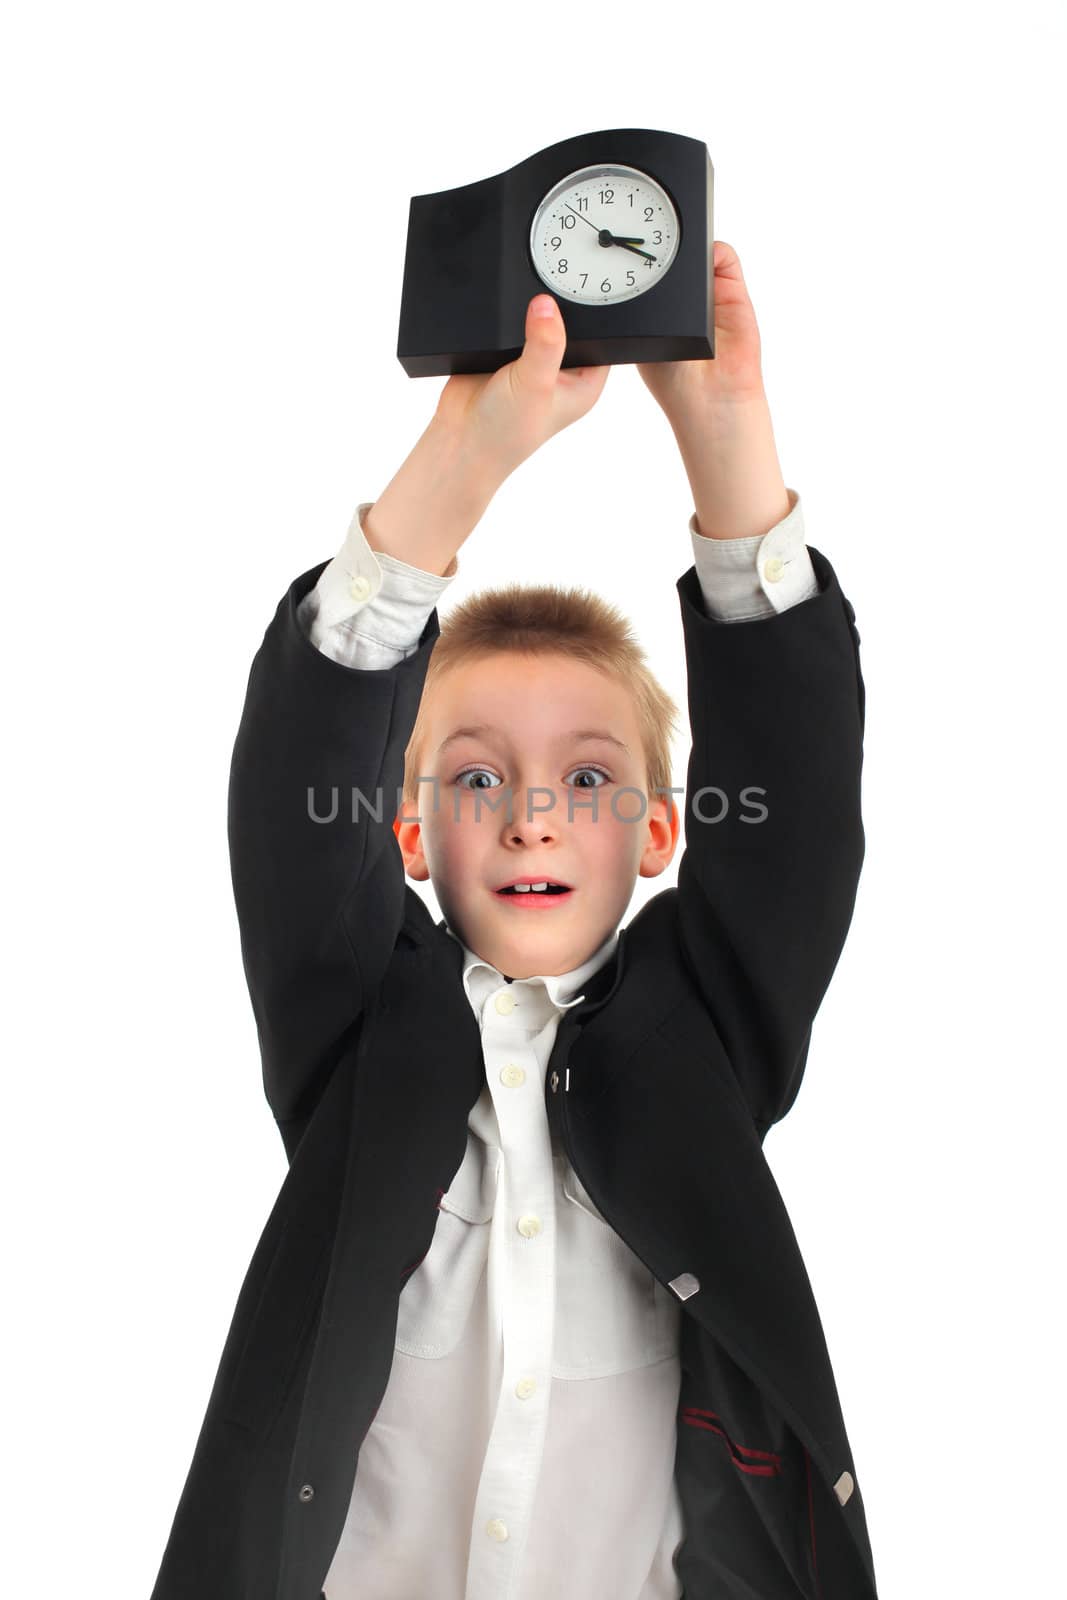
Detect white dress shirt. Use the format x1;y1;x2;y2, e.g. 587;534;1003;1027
296;493;817;1599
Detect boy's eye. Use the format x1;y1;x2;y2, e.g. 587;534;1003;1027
453;765;610;791
454;767;502;791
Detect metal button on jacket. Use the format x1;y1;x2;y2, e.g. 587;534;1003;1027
668;1272;700;1301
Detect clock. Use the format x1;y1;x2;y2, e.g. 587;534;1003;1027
527;162;682;307
397;127;714;377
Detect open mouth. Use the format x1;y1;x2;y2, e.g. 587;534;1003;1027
493;881;574;905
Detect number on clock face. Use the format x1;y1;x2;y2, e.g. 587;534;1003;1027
528;162;680;306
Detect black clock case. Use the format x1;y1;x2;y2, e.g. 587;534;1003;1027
396;127;714;378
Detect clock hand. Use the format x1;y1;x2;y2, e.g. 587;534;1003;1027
559;203;657;262
564;203;603;233
611;239;657;262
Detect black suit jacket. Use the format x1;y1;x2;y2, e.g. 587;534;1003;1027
150;546;877;1600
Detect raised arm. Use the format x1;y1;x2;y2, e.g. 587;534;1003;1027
228;295;612;1147
639;242;865;1132
227;427;474;1143
674;548;864;1134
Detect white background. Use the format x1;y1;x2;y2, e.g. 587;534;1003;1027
4;2;1063;1594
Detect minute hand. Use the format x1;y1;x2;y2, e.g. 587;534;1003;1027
561;204;659;263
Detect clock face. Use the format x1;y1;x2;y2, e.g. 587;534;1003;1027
528;162;680;306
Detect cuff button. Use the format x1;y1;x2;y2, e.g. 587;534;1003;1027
833;1470;854;1505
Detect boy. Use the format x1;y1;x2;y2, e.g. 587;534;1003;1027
151;243;877;1598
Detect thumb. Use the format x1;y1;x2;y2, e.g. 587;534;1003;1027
517;293;566;385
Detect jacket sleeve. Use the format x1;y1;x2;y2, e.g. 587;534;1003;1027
673;544;866;1135
227;557;441;1134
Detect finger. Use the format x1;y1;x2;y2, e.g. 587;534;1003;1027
713;240;745;280
555;361;611;426
711;240;753;310
516;293;567;387
578;362;611;392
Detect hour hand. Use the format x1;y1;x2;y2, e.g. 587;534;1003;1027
612;237;657;262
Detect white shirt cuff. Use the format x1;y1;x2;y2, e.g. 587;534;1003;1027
297;500;457;664
689;488;818;621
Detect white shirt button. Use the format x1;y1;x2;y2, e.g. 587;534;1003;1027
515;1377;537;1399
494;991;516;1015
763;557;785;583
486;1518;509;1542
517;1213;542;1238
348;574;372;602
500;1064;526;1087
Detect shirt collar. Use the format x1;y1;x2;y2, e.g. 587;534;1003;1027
443;920;620;1015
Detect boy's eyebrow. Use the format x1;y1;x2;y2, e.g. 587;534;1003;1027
437;724;630;755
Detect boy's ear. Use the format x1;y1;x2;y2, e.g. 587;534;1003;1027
638;791;682;880
393;811;430;881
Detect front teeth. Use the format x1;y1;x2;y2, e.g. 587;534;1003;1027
514;881;549;893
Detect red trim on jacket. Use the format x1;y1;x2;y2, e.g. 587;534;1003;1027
678;1406;783;1477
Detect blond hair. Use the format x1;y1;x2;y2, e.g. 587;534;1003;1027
402;580;681;815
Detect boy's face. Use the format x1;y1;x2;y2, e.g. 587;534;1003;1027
394;651;679;979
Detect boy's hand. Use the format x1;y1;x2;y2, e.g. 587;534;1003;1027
433;293;610;489
635;241;791;541
636;241;766;418
361;295;609;577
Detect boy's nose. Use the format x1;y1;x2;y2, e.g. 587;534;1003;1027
500;787;565;838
